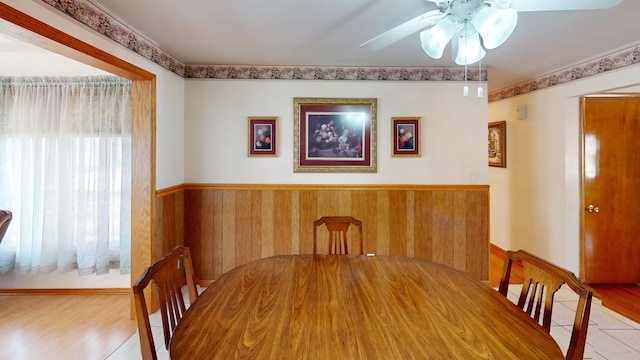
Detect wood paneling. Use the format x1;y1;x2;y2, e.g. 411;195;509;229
156;186;185;259
161;184;489;281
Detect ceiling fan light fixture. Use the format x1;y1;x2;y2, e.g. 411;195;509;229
419;16;457;59
472;6;518;49
455;30;485;65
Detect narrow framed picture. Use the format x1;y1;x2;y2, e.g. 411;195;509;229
248;117;277;156
488;121;506;167
391;117;420;157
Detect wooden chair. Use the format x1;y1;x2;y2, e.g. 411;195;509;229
132;246;199;360
0;210;12;245
498;250;593;360
313;216;363;255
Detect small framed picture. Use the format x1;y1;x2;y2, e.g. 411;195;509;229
391;117;420;157
248;117;277;156
488;121;506;167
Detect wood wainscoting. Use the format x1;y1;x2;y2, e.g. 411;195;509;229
157;184;489;283
156;184;186;261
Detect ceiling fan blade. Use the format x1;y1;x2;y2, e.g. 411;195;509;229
360;9;444;50
510;0;623;12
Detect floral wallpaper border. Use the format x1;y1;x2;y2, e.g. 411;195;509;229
39;0;640;102
488;44;640;102
185;65;482;82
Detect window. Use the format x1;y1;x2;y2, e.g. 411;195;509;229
0;76;131;275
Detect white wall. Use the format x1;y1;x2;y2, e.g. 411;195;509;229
185;79;488;185
488;63;640;273
1;0;185;288
156;73;186;189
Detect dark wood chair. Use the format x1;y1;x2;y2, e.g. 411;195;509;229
132;246;199;360
498;249;593;360
313;216;363;255
0;210;12;245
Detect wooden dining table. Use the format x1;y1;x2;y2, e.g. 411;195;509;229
169;254;564;359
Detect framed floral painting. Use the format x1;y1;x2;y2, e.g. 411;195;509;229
293;97;377;173
248;117;277;156
391;117;420;157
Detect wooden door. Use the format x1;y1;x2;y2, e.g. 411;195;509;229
580;95;640;284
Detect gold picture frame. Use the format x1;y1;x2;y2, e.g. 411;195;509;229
293;97;377;173
488;121;506;167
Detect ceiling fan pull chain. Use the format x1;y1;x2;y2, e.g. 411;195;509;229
463;21;469;96
463;63;469;96
478;56;483;97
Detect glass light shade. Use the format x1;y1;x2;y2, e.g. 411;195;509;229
472;6;518;49
455;30;486;65
419;17;457;59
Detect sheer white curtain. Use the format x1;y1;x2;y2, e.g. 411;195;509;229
0;76;131;275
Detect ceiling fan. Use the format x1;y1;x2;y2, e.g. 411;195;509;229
361;0;625;65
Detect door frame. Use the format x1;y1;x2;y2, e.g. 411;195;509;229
0;3;157;316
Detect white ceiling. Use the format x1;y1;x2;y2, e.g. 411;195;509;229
86;0;640;91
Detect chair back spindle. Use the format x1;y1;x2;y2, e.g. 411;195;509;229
498;250;592;360
313;216;363;255
133;246;198;360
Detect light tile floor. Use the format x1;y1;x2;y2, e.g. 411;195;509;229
107;285;640;359
505;284;640;360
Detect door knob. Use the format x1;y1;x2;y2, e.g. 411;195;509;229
586;204;600;213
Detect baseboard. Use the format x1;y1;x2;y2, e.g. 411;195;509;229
0;288;130;295
490;243;507;259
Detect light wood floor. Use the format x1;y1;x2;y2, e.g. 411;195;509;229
0;294;135;360
0;249;637;360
